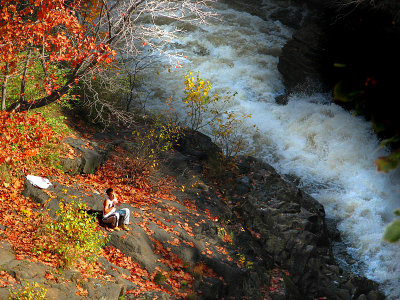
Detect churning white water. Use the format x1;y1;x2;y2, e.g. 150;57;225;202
133;0;400;297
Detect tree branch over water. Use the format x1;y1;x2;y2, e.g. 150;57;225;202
1;0;217;113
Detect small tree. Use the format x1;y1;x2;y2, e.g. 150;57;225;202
181;72;220;131
175;72;256;158
211;111;252;158
0;0;115;112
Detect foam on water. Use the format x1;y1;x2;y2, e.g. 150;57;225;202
134;1;400;297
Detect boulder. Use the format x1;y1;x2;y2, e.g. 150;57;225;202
107;227;161;272
278;23;327;94
21;179;51;204
174;129;222;161
61;137;110;175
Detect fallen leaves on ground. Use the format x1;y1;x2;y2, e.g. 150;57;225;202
0;115;288;298
0;270;18;288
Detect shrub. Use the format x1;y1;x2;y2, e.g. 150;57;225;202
8;282;47;300
37;201;106;268
175;72;256;158
211;111;253;158
181;72;220;131
130;115;182;174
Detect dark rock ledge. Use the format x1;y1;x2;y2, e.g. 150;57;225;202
2;130;385;299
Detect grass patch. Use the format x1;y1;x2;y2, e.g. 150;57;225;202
28;103;77;172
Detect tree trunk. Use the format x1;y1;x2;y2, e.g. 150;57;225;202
1;63;9;111
20;49;32;103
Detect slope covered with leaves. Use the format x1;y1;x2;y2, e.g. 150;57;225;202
0;105;291;299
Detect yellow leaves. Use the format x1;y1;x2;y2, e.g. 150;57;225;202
20;208;33;218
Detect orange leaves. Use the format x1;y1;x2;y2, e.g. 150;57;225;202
44;271;59;283
266;268;290;296
102;246;172;297
0;270;18;288
167;237;181;247
182;240;195;248
76;284;88;296
0;112;54;166
0;0;115;108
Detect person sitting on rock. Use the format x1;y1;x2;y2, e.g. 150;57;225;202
102;187;131;231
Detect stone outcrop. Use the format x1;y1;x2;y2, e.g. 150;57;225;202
0;240;131;300
276;0;400;105
60;137;112;175
220;156;384;299
15;129;385;299
277;23;327;96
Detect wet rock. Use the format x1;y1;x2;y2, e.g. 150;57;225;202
275;94;289;105
278;23;327;94
270;7;304;29
221;155;384;299
367;290;382;300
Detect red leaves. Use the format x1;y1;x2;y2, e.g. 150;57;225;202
0;112;54;166
0;0;115;108
103;246;170;297
265;268;291;296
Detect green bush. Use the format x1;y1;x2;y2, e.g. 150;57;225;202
37;200;106;268
9;282;47;300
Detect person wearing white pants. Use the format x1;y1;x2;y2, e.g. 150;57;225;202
102;188;131;231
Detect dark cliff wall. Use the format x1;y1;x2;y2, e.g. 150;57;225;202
277;0;400;140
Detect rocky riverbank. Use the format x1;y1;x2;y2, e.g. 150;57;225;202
0;123;386;299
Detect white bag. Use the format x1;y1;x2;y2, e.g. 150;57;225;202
26;175;52;189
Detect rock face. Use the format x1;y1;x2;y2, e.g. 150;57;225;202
60;137;112;175
277;0;400;104
278;23;327;95
223;156;385;299
0;240;127;300
16;129;385;299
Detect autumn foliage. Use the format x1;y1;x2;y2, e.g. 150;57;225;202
0;0;115;111
0;111;53;165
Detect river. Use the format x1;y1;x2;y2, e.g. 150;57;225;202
132;0;400;298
